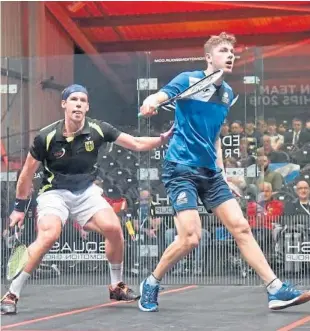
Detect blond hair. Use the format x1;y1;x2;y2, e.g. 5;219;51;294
204;32;236;54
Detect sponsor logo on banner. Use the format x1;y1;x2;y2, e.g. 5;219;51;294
43;240;107;261
285;241;310;262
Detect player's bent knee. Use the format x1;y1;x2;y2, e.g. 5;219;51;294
179;233;200;252
230;217;252;240
36;215;62;248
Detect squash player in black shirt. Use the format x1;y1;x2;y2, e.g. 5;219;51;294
1;84;173;314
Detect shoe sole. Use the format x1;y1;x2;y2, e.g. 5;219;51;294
269;291;310;310
1;308;17;315
138;281;158;312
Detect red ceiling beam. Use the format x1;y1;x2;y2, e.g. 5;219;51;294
205;1;310;13
74;8;307;27
95;31;310;53
45;2;130;103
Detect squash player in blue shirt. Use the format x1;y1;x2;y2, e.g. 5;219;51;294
138;32;310;312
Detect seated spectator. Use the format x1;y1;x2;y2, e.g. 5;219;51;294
129;189;163;275
247;182;284;230
224;157;247;196
237;138;256;168
220;121;230;139
244;118;262;149
284;180;310;217
266;118;284;151
247;182;283;257
261;135;290;163
299;119;310;147
284;117;310;148
257;119;267;136
246;155;284;198
278;121;288;136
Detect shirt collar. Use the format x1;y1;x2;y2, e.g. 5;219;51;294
55;118;91;141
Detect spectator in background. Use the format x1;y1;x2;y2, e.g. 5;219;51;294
238;137;256;167
299;119;310;146
284;118;303;148
247;182;283;257
246;155;284;198
257;119;267;136
278;121;288;136
244;118;262;149
262;135;289;163
224;157;247;196
284;180;310;217
257;155;284;192
266;118;284;151
230;120;244;137
248;182;284;230
220;121;230;139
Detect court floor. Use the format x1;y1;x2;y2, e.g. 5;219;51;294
1;284;310;331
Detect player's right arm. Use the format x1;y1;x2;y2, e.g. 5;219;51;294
139;72;187;117
139;92;169;118
10;134;45;227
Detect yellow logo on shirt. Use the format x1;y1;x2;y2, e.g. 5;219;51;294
85;140;94;152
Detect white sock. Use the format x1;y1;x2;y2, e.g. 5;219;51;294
109;263;123;288
9;271;30;298
266;278;283;295
146;274;160;286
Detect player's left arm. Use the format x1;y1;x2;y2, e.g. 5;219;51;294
215;137;227;182
99;120;174;152
115;129;172;152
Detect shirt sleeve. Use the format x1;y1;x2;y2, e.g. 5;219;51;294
160;72;188;99
29;134;46;162
100;122;122;142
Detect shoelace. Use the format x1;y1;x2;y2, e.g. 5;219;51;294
144;284;159;303
2;292;17;302
282;281;303;294
117;282;133;294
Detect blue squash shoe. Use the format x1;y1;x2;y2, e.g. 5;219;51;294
268;282;310;310
138;278;160;312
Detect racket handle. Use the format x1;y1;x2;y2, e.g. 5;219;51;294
14;225;19;239
125;220;135;236
138;109;158;118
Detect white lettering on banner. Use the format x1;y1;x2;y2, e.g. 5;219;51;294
285;254;310;262
49;241;106;253
43;253;107;261
222;135;240;158
155;206;210;215
286;241;310;254
285;241;310;263
249;84;310;107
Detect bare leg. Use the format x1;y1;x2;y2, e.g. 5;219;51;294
152;211;202;280
84;208;124;264
213;199;277;284
10;215;62;296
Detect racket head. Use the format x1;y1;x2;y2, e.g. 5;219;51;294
6;228;29;281
177;69;224;100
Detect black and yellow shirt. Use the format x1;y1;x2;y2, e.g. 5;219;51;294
30;117;121;193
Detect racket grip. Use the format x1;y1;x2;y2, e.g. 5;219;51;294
125;220;135;236
14;225;19;239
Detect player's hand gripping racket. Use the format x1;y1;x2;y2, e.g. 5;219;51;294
6;200;31;282
138;69;224;117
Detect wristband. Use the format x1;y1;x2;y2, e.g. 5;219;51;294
14;199;28;212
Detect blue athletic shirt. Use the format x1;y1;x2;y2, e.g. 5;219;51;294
160;70;235;170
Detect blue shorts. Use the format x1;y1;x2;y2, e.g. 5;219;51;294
162;160;234;214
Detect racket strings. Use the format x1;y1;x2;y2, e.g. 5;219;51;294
7;244;28;280
180;70;223;98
